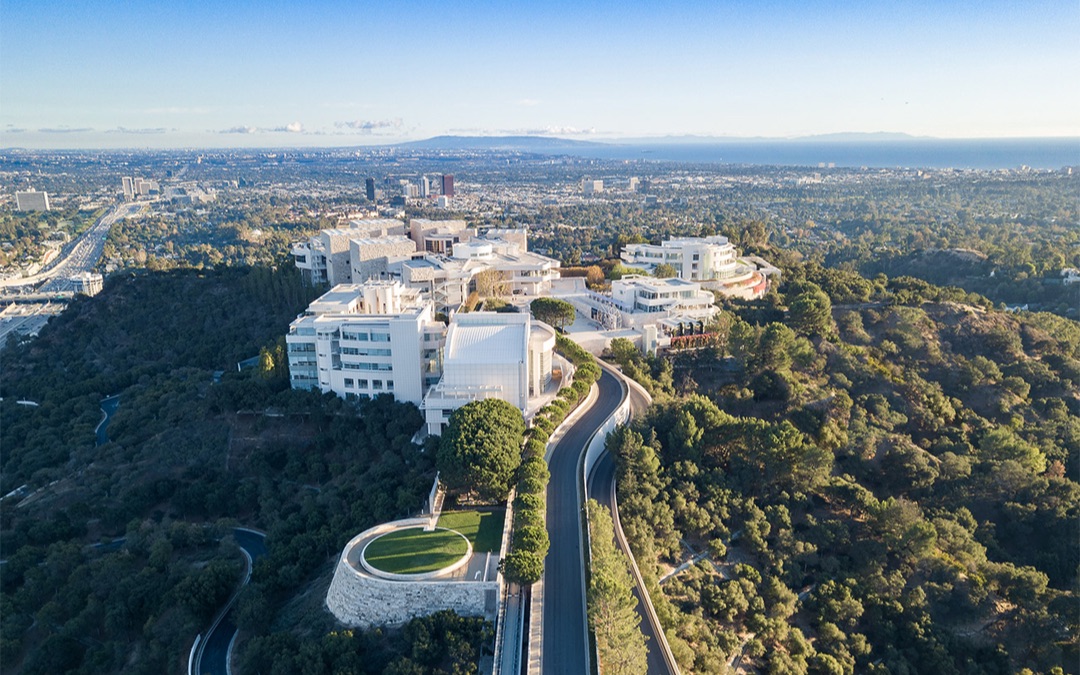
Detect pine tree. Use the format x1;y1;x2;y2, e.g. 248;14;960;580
586;499;649;674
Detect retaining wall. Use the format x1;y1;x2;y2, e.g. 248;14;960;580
326;521;499;628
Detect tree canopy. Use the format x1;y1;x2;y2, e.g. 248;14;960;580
653;262;678;278
437;398;526;500
586;499;649;675
530;297;576;330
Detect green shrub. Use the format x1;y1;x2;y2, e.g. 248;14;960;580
522;438;548;461
517;476;546;495
515;492;544;512
518;457;550;483
514;525;550;556
501;550;543;585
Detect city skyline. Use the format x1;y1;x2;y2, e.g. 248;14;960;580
2;0;1078;149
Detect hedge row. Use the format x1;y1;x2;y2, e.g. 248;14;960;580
499;339;602;585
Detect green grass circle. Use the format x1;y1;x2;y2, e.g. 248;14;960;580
363;527;469;575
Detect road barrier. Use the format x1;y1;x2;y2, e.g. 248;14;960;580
592;362;682;675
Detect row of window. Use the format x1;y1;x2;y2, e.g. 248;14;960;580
341;346;392;356
340;331;391;342
343;377;393;391
342;362;393;371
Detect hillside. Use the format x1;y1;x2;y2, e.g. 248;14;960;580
607;267;1079;674
0;268;473;674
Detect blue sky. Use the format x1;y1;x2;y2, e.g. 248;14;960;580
2;0;1077;148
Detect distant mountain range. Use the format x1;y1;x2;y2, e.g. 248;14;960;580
396;135;607;151
390;134;1075;170
395;132;934;152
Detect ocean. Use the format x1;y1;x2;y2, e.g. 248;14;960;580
550;138;1079;171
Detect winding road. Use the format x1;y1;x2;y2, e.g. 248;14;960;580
541;369;624;675
539;356;676;675
194;528;267;675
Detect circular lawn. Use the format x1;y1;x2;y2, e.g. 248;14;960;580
362;527;470;575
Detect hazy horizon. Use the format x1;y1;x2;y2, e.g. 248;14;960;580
2;0;1077;150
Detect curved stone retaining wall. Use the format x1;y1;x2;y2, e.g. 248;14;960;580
326;519;499;628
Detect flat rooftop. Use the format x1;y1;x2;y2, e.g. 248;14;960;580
307;285;363;314
620;275;698;288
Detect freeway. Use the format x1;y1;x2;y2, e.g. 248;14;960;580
195;528;267;675
0;202;138;291
541;369;624;675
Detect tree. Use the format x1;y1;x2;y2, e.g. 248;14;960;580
586;499;649;675
978;428;1047;474
501;550;543;584
585;265;606;288
473;268;510;297
257;346;276;378
437;399;526;500
530;297;576;330
788;284;834;337
654;262;678;278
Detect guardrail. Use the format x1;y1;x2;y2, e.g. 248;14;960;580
578;372;629;675
491;485;518;675
592;362;682;675
189;528;261;675
527;375;601;675
187;635;201;675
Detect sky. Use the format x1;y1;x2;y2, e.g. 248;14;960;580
1;0;1078;149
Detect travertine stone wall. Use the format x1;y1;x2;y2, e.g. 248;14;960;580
326;523;499;628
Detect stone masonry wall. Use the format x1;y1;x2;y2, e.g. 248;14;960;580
326;555;498;627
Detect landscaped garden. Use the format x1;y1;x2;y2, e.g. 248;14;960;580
363;528;469;575
437;509;506;553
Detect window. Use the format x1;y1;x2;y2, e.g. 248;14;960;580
342;362;392;371
370;332;390;342
341;331;369;341
372;380;383;390
342;347;392;356
344;378;354;388
386;380;394;391
358;379;369;388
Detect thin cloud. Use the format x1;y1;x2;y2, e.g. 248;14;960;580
334;118;404;134
4;126;27;133
218;123;305;134
517;98;541;107
272;121;304;133
106;127;169;135
525;126;597;136
38;127;94;133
